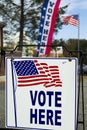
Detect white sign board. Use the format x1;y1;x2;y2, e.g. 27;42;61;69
6;58;78;130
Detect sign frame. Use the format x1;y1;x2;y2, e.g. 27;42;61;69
5;57;78;130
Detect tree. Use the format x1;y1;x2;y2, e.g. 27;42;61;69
66;39;87;64
0;0;68;50
19;0;24;50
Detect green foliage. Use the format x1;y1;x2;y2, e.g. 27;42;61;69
65;39;87;64
52;38;87;64
66;39;87;53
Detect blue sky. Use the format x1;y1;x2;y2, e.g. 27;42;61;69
57;0;87;40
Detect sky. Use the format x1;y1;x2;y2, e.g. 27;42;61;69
57;0;87;40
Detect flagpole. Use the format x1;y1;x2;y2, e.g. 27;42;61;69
78;14;80;62
11;59;17;127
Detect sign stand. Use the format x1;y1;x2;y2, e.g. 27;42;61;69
68;50;85;130
5;44;86;130
76;51;85;130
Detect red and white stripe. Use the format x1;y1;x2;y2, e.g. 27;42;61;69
45;0;61;55
17;60;62;88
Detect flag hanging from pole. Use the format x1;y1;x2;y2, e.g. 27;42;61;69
62;15;79;26
37;0;61;56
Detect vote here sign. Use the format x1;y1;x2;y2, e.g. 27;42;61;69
6;58;78;130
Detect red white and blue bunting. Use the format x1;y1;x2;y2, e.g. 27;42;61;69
37;0;61;56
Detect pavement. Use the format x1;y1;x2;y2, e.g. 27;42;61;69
0;75;87;129
0;75;5;128
0;76;5;86
0;75;5;82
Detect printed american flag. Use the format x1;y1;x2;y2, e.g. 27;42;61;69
13;60;62;88
62;15;78;26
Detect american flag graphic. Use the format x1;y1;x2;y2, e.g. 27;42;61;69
62;15;78;26
13;60;62;88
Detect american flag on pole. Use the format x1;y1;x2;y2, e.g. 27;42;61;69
37;0;61;56
62;15;78;26
13;60;62;88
